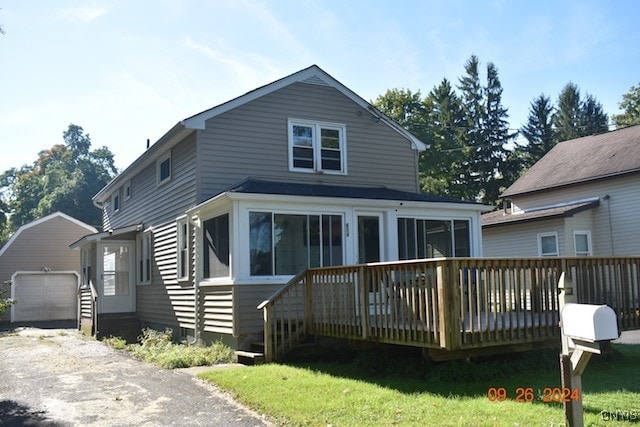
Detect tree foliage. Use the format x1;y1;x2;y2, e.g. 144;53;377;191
553;82;608;142
0;124;117;245
514;94;555;169
612;83;640;128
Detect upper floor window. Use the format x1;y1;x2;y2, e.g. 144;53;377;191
112;190;120;213
288;119;346;174
574;231;592;256
124;180;132;200
157;151;172;186
538;232;559;257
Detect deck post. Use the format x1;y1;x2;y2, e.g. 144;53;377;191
263;304;274;363
437;259;460;350
358;266;370;340
304;270;314;334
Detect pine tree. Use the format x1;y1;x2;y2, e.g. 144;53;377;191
516;94;555;169
553;82;582;142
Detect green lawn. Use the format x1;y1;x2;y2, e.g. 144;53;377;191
200;345;640;426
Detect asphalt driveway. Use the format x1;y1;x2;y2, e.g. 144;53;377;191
0;324;269;426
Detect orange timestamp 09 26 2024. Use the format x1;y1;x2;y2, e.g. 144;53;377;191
487;387;581;403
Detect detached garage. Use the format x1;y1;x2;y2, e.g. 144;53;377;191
11;272;79;321
0;212;97;323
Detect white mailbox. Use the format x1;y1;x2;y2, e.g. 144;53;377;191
561;303;619;342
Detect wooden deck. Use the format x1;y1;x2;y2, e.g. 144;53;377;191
259;257;640;362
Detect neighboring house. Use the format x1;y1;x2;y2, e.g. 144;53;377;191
0;212;97;322
72;65;489;348
483;125;640;257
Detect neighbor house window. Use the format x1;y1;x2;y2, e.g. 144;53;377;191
288;119;346;174
157;151;171;186
177;217;190;281
203;214;230;278
397;218;470;260
249;212;343;276
538;232;559;257
574;231;592;256
137;231;152;284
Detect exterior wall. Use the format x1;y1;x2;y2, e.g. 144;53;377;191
0;215;94;322
196;82;420;202
563;210;595;256
509;174;640;256
483;218;566;258
102;133;198;230
136;221;195;331
234;283;287;339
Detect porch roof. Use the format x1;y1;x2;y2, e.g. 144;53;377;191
482;199;600;228
226;178;483;205
69;223;143;250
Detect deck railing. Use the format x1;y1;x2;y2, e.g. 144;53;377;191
260;257;640;361
77;280;98;335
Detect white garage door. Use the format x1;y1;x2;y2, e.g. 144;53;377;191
12;272;78;322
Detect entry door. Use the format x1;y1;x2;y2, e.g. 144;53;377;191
98;242;135;313
356;213;386;315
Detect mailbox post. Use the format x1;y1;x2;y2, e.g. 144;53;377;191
558;273;619;427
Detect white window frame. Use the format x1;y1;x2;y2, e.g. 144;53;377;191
136;231;152;284
124;180;132;201
112;190;120;213
573;230;592;256
157;151;172;186
287;118;347;175
177;217;190;281
537;232;559;257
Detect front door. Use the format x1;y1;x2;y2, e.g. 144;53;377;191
98;241;135;313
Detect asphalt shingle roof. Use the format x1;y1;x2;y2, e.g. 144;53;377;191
482;200;599;227
502;125;640;198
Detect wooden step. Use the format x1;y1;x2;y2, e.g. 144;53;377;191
235;350;265;366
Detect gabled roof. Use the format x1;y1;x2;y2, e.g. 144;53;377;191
502;125;640;198
482;199;600;228
94;65;427;204
0;212;97;257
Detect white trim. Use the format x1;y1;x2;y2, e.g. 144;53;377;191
573;230;593;256
537;232;559;257
1;212;97;258
287;118;347;175
10;271;80;323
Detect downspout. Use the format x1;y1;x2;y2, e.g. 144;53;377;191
188;214;202;344
603;195;614;256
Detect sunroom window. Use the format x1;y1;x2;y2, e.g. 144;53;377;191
288;119;346;174
250;212;343;276
203;214;229;278
398;218;470;260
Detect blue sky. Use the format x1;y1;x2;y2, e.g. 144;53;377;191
1;0;639;173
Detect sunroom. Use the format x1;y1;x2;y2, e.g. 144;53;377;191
186;179;488;346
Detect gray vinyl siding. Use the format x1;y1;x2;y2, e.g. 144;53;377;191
509;174;640;256
0;215;91;322
102;133;198;230
196;82;420;202
564;210;595;256
136;222;195;329
200;284;234;335
483;218;565;258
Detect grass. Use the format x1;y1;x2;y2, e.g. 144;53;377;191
103;327;236;369
200;344;640;426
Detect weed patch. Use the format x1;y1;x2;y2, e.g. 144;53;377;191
105;328;236;369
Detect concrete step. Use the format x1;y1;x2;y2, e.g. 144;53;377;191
235;350;265;366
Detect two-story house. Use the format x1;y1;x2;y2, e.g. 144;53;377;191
483;124;640;258
72;65;489;348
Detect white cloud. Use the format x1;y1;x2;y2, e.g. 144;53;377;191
60;6;107;22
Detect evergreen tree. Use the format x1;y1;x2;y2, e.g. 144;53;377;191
579;93;609;136
421;79;470;199
516;94;555;169
553;82;582;142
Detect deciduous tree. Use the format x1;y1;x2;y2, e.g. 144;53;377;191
612;83;640;128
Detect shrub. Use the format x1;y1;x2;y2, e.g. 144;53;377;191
0;288;16;316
